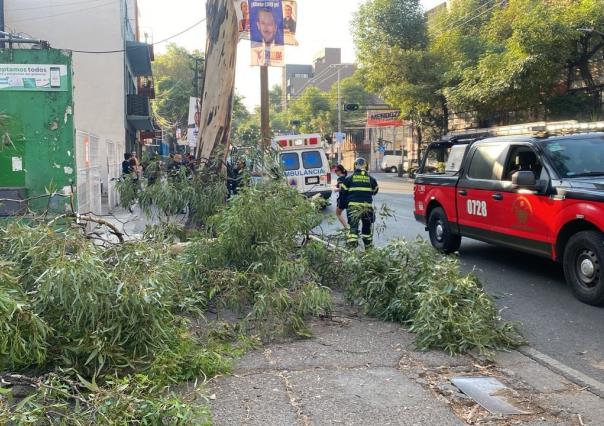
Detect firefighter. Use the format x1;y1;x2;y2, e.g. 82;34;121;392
340;157;379;248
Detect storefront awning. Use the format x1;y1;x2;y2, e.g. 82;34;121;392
126;41;153;77
127;115;155;131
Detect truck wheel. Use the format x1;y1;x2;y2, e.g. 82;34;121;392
390;166;398;173
563;231;604;306
428;207;461;254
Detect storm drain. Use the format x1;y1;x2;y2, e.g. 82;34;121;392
451;376;531;416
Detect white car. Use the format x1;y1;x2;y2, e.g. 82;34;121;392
381;151;403;173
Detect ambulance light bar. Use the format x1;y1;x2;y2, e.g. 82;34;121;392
275;134;321;149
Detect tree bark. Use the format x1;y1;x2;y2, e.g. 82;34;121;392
196;0;238;169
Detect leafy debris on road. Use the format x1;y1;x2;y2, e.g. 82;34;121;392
305;240;524;358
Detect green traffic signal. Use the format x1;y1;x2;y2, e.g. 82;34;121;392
344;103;360;112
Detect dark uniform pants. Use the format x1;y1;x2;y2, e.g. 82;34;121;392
346;204;374;248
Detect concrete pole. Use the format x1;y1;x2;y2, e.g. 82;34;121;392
260;66;270;149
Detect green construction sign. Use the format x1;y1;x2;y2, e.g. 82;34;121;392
0;63;69;91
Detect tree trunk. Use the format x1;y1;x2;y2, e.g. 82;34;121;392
439;96;449;137
196;0;238;169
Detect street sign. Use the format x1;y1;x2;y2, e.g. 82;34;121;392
378;145;385;153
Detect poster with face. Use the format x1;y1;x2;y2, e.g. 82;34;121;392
234;0;251;39
282;1;298;46
250;1;285;67
234;0;299;46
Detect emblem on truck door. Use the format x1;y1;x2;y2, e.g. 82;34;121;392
513;197;532;225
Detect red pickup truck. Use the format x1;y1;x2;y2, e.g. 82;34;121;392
414;132;604;306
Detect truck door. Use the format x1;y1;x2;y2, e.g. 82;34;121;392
496;144;555;257
457;143;509;239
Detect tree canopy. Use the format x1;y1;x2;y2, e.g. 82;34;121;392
152;44;204;131
353;0;604;138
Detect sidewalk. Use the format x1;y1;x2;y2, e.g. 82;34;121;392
210;295;604;425
96;202;187;240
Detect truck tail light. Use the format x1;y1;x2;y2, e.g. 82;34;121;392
309;137;318;145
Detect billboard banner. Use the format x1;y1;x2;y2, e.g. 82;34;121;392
282;1;298;46
250;0;285;67
235;0;298;46
0;64;68;91
187;97;201;148
367;110;403;127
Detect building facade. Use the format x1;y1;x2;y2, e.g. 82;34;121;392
282;48;356;108
3;0;154;213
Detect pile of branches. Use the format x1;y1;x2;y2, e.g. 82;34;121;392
0;178;331;424
1;151;524;422
304;240;524;358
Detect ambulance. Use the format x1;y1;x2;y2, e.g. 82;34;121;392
273;134;332;199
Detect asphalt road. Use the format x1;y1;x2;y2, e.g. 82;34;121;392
320;173;604;385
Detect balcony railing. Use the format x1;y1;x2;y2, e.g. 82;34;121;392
127;94;150;117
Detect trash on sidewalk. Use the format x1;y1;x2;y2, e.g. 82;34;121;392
451;376;531;415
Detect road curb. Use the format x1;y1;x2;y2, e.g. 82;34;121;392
517;347;604;398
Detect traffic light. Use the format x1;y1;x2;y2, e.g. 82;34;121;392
343;103;360;112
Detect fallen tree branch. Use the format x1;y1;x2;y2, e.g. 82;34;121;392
78;214;125;243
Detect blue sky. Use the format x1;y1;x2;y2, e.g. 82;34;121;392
139;0;445;108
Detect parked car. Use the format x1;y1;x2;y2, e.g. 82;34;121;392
381;150;402;173
414;130;604;305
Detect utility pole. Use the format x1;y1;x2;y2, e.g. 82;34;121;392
260;66;270;149
337;66;342;164
0;0;5;49
192;56;203;99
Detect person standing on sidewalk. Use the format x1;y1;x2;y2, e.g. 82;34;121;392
340;158;379;249
333;164;348;228
122;153;133;175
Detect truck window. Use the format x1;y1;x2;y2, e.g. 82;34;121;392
281;153;300;171
422;146;448;174
467;144;507;180
542;136;604;178
503;146;543;181
445;144;468;173
301;151;323;169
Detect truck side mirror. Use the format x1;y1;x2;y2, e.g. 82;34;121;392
512;170;537;189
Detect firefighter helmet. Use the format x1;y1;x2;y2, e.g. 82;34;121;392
354;157;368;171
